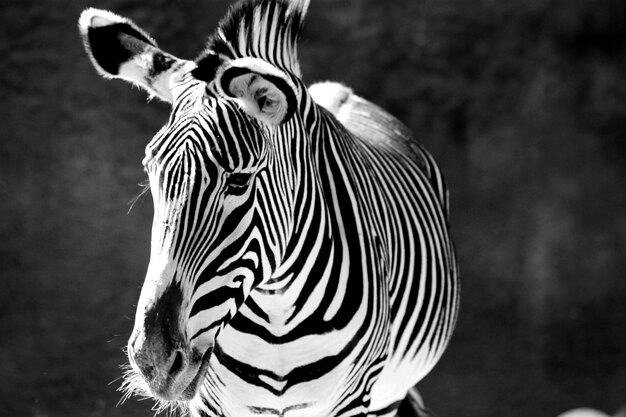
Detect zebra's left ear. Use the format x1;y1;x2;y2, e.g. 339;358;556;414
193;56;298;125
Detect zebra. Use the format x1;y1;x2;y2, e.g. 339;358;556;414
78;0;459;416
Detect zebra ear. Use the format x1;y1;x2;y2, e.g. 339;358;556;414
194;56;298;125
78;8;185;103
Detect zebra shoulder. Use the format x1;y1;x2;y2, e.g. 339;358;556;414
309;81;448;215
309;81;427;170
309;81;416;153
308;81;353;117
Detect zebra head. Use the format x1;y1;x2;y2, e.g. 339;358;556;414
79;1;308;403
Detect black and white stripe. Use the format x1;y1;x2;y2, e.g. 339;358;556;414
80;1;459;416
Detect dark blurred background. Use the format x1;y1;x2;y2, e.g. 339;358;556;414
1;0;624;416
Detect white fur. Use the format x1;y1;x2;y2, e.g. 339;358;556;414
216;57;297;125
308;81;352;116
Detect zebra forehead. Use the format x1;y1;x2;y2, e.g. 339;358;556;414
146;94;266;171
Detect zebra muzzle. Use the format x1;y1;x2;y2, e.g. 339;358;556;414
128;333;214;401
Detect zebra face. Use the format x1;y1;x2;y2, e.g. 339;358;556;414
79;9;300;402
130;90;270;402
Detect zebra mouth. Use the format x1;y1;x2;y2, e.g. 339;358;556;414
179;347;213;401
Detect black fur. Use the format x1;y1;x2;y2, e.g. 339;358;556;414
87;22;155;75
191;52;223;83
149;52;176;79
143;281;185;352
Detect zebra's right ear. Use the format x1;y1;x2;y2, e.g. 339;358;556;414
78;8;185;103
193;56;298;126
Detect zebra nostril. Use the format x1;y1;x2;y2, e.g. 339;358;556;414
169;350;184;377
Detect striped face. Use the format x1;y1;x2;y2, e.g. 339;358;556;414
145;75;268;333
127;72;289;402
78;2;304;405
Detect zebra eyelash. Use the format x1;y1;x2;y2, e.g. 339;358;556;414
128;179;151;214
226;172;252;186
224;172;253;196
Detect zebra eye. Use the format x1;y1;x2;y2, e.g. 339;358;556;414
225;172;252;195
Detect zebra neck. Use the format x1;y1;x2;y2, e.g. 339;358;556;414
253;179;332;317
248;103;366;324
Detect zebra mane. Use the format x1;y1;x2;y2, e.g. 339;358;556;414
197;0;309;77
